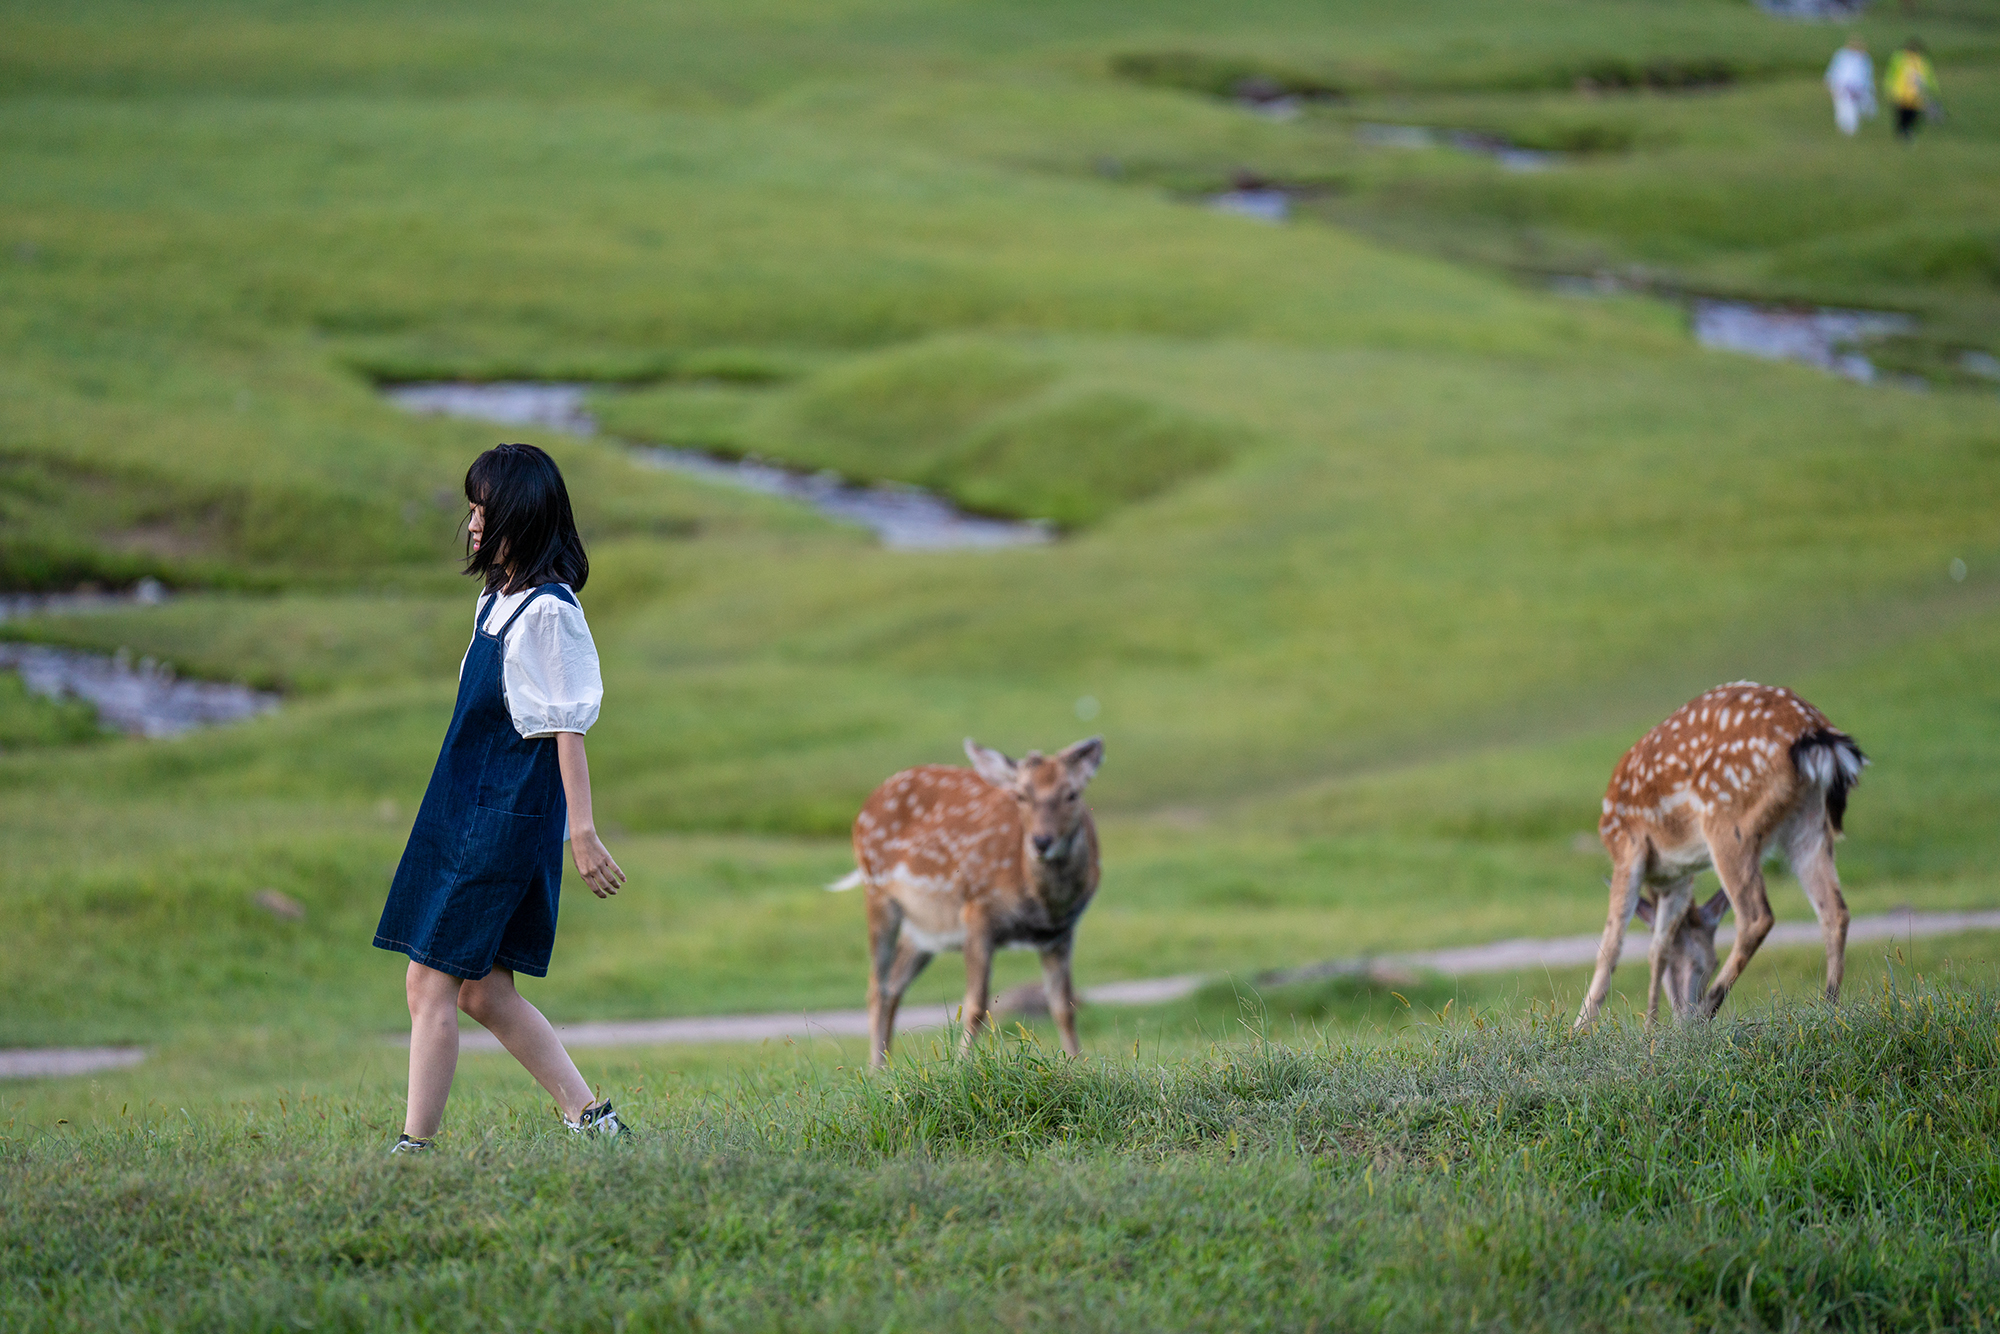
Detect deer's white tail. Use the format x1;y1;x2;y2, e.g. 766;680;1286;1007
825;868;867;893
1790;729;1867;832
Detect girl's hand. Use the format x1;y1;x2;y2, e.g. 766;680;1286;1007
571;828;625;898
555;734;621;898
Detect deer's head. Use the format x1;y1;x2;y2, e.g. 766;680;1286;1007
1636;889;1730;1021
965;735;1104;865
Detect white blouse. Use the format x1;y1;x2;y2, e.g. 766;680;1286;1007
461;585;603;739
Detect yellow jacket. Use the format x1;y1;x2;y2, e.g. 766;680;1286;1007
1885;50;1938;108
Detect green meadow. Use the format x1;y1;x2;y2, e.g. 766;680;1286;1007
5;0;2000;1327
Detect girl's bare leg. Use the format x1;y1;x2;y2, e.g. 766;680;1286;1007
405;962;464;1139
458;966;594;1122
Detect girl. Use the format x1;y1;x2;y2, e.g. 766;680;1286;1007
375;443;627;1152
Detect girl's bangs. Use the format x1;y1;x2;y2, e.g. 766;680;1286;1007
464;461;494;508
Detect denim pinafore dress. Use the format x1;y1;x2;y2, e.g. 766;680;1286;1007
374;584;577;979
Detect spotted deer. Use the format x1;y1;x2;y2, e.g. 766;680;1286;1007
828;736;1104;1068
1575;683;1866;1030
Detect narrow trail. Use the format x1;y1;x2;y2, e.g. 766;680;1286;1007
0;1047;147;1080
8;910;1997;1077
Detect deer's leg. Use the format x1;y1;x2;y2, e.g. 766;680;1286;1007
959;928;994;1057
1699;822;1774;1019
1575;841;1645;1030
1040;937;1081;1058
876;942;934;1063
1645;877;1695;1030
866;893;905;1070
1787;814;1850;1004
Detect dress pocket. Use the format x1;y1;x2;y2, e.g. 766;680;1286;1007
477;739;563;817
456;804;564;894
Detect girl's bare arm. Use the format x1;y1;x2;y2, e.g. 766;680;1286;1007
556;732;625;898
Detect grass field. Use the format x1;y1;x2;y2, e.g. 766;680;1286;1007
5;0;2000;1327
12;972;2000;1330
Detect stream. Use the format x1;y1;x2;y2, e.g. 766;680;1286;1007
1208;125;1553;223
1194;124;1915;385
1355;122;1558;172
1688;299;1912;382
0;642;279;738
0;579;280;738
1551;276;1916;382
0;309;1935;740
384;383;1053;550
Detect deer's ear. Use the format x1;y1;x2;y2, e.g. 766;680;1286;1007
1695;890;1731;930
1634;896;1656;927
1060;735;1104;785
965;738;1019;789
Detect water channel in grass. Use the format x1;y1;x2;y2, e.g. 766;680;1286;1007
384;383;1053;550
1354;122;1558;172
0;293;1935;739
1687;299;1912;382
0;641;280;738
1205;126;1556;223
0;579;282;738
1549;275;1918;383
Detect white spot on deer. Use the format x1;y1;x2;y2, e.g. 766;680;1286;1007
899;921;968;953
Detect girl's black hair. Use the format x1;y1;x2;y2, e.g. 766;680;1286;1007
463;443;589;594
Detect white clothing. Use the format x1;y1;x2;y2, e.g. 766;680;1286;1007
1826;48;1874;95
460;584;603;739
1825;49;1875;135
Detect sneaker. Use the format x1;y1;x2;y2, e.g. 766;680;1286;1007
566;1100;625;1138
390;1133;434;1155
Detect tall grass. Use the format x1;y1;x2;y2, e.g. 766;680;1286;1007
816;973;2000;1225
9;982;2000;1331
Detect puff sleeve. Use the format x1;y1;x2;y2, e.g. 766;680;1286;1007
501;594;603;738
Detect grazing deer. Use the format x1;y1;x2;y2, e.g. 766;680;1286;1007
828;736;1104;1069
1575;683;1865;1030
1635;888;1731;1024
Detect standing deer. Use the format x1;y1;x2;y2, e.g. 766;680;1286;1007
1575;683;1865;1030
828;736;1104;1069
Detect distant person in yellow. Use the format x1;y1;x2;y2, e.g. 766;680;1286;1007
1885;38;1940;140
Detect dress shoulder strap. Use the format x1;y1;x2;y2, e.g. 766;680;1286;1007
493;583;577;639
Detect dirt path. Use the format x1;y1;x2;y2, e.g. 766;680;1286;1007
9;909;1997;1075
0;1046;147;1080
452;907;2000;1052
1263;906;2000;987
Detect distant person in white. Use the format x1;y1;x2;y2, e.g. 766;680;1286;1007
1825;38;1876;137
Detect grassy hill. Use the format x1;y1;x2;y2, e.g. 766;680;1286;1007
4;0;2000;1327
